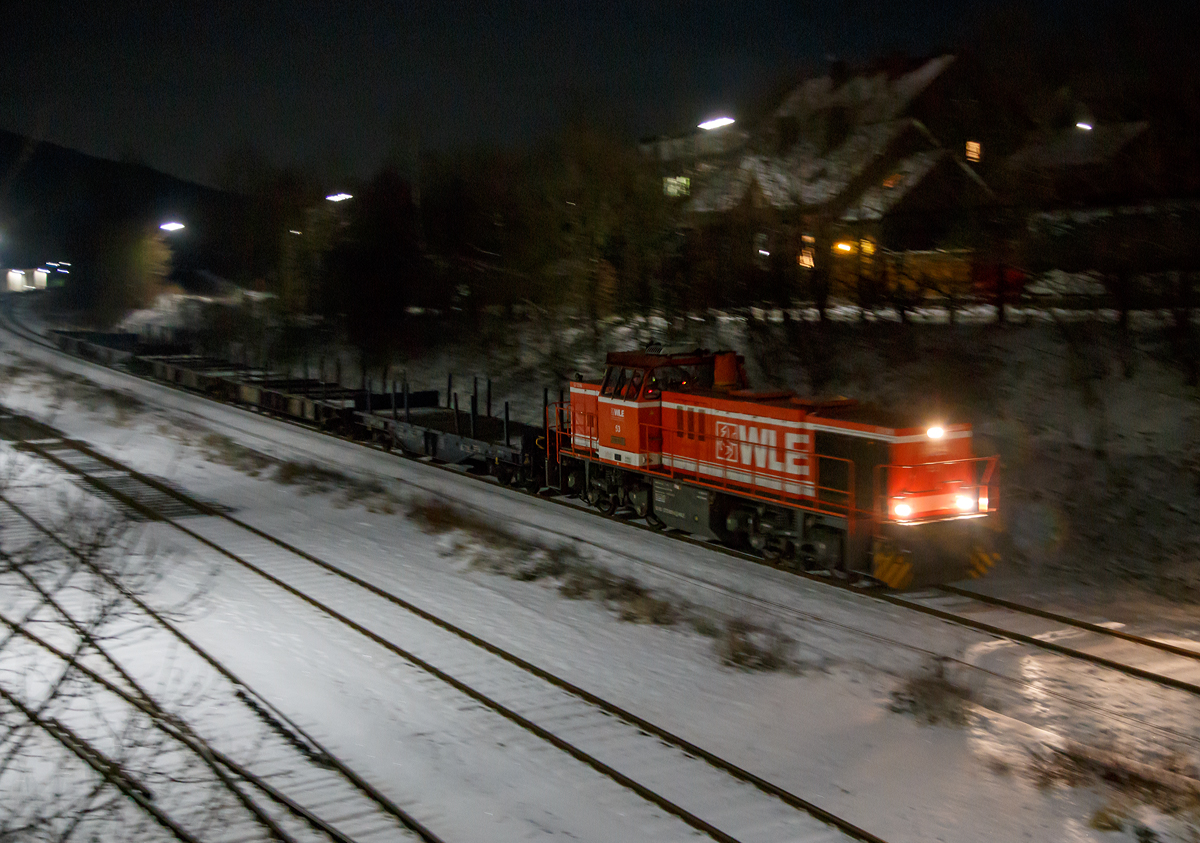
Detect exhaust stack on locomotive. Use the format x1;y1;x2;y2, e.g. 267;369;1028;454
549;345;999;588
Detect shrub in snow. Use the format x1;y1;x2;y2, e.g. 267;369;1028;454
890;658;974;726
716;619;792;671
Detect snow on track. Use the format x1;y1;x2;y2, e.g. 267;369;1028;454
11;419;872;843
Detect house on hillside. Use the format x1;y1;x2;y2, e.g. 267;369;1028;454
1005;121;1154;207
642;56;995;308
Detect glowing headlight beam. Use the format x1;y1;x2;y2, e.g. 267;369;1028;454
927;426;945;440
894;502;912;519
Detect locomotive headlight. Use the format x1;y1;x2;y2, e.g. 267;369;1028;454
894;502;912;519
955;494;974;511
927;426;945;440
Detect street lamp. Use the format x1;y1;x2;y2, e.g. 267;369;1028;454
325;193;352;202
159;221;185;232
698;117;735;131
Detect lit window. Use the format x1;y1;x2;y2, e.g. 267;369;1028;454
797;248;815;268
860;239;875;256
882;173;902;189
966;140;981;162
802;233;816;244
663;176;690;197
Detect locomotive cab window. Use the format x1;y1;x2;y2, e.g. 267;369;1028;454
644;363;712;399
602;367;647;400
602;367;628;397
624;369;644;400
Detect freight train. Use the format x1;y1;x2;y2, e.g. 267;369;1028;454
49;329;999;589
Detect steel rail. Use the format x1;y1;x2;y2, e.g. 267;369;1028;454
934;583;1200;663
0;608;365;843
6;306;1200;699
15;302;1200;797
10;430;887;843
0;682;203;843
0;491;447;843
871;589;1200;697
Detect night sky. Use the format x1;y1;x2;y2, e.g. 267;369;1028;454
1;2;1049;187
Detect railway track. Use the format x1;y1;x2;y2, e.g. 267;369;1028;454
1;410;885;843
0;480;442;842
6;300;1200;802
893;584;1200;695
5;303;1200;703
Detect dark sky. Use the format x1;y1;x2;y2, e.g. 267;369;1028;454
0;1;1008;187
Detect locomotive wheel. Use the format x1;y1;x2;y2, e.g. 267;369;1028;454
496;465;515;486
761;536;790;564
598;495;617;516
630;489;650;519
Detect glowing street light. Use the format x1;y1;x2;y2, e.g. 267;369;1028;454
698;117;735;131
159;221;185;232
1075;121;1093;131
326;192;352;202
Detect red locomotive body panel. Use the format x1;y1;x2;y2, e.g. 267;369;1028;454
569;382;599;452
659;392;815;498
878;424;981;521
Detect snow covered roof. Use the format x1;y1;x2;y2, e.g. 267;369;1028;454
688;155;800;213
689;120;929;214
773;55;955;126
639;127;751;163
679;55;979;219
795;119;916;206
1007;122;1149;170
840;149;945;221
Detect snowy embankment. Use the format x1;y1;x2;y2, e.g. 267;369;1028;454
3;298;1198;841
354;306;1199;601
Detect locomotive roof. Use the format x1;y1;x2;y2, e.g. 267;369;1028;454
806;401;929;430
605;349;716;367
671;388;943;431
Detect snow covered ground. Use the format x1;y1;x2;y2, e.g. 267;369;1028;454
2;306;1199;841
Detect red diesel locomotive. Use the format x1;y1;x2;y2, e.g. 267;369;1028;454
547;345;999;588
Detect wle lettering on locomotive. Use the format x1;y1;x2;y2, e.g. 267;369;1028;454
547;345;999;589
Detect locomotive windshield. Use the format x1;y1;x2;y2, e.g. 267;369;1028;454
643;363;712;398
601;367;645;400
600;358;714;400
